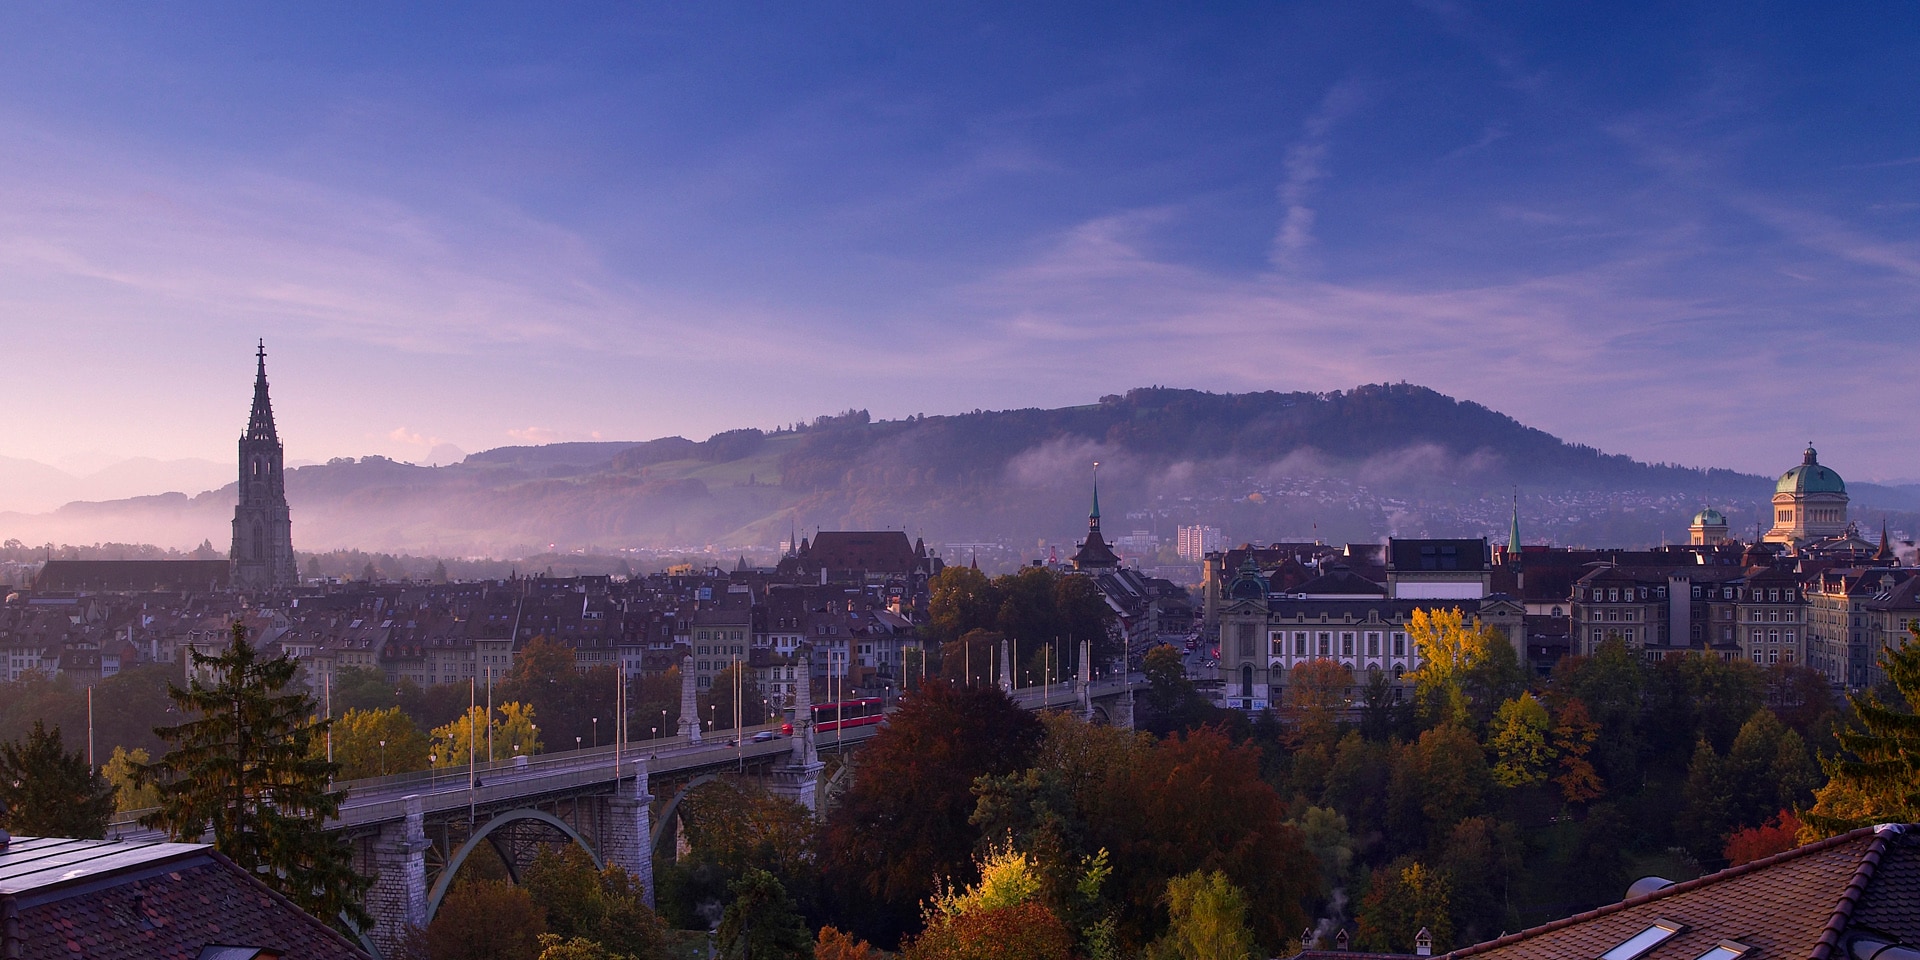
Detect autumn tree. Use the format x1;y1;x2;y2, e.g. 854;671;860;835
1405;608;1500;727
1550;639;1647;788
427;880;548;960
929;565;998;645
0;721;116;838
1549;698;1605;804
1140;644;1208;734
1158;871;1255;960
815;927;880;960
137;621;367;931
906;844;1074;960
1283;659;1352;751
499;636;619;751
1488;694;1554;788
1386;724;1490;848
1724;810;1804;866
1354;859;1452;954
102;745;158;811
1803;628;1920;835
431;701;541;767
332;706;431;778
822;680;1045;943
942;629;1005;687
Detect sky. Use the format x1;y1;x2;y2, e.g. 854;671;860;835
0;2;1915;487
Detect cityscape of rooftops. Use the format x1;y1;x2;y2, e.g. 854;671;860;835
0;6;1914;960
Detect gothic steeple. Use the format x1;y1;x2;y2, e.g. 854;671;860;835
232;340;297;592
1071;461;1120;571
246;339;278;442
1508;489;1521;556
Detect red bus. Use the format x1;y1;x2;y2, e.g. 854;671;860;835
813;697;885;733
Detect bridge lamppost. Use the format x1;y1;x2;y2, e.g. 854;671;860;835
379;739;387;776
592;717;598;748
660;710;667;740
427;754;436;789
575;736;582;752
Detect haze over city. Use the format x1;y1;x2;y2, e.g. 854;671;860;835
1;3;1916;495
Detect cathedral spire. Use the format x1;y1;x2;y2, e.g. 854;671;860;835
1090;461;1102;532
246;339;278;442
1508;489;1521;556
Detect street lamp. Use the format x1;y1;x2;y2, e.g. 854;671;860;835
379;739;387;776
592;717;598;748
576;736;582;752
427;754;436;788
660;709;667;739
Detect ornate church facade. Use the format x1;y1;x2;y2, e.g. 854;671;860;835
230;341;298;591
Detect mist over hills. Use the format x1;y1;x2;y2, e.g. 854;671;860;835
4;384;1916;558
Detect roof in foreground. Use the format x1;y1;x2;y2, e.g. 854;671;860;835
1445;824;1917;960
0;836;208;895
1;836;370;959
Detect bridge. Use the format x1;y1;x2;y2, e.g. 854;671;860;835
109;669;1142;958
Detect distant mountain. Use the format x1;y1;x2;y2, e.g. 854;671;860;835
3;385;1915;555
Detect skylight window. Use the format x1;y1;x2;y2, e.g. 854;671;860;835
1600;920;1688;960
1693;942;1751;960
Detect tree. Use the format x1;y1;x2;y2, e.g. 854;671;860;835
1387;725;1489;848
1804;627;1920;836
930;566;1000;646
1140;644;1207;734
1405;608;1499;727
1549;697;1605;804
717;869;812;960
102;745;158;812
0;721;116;838
331;665;403;715
1488;694;1555;788
1159;871;1255;960
1282;660;1351;751
942;629;1005;687
822;680;1044;943
1287;807;1354;901
432;701;541;767
1353;859;1452;954
815;927;880;960
535;936;616;960
523;846;666;960
906;844;1073;960
136;621;367;931
427;880;547;960
332;706;431;778
1724;811;1804;866
1550;639;1646;788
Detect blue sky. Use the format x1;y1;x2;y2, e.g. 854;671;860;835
0;2;1915;481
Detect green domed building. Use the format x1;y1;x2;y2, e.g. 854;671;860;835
1764;445;1849;547
1688;507;1730;545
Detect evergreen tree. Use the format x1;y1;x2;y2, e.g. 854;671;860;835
1804;626;1920;834
0;720;116;838
716;868;811;960
137;621;369;931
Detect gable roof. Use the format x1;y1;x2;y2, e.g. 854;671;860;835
1444;825;1916;960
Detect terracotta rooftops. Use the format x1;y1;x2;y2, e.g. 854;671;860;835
1;836;369;959
1444;824;1917;960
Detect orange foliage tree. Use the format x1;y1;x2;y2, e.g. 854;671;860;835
1723;810;1804;866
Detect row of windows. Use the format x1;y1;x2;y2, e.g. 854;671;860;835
696;630;745;642
1268;631;1410;658
698;644;745;655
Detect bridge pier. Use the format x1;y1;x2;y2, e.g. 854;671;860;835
600;759;657;906
367;794;429;957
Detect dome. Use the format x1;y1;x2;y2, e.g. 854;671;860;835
1776;445;1846;495
1691;508;1727;527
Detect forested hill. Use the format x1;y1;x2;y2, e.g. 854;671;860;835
7;384;1916;556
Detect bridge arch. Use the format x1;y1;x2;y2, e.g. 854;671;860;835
425;808;601;924
650;773;723;854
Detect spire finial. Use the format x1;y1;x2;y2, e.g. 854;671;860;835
1090;461;1102;524
1508;487;1521;555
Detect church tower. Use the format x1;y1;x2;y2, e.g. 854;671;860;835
231;340;297;591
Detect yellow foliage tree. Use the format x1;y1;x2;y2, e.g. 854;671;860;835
1405;608;1497;727
431;701;541;768
102;746;159;811
331;706;430;779
1488;694;1555;788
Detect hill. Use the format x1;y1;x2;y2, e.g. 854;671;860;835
3;384;1915;557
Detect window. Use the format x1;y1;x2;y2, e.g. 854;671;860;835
1601;921;1687;960
1294;634;1307;656
1623;628;1635;643
1341;633;1355;656
1693;942;1752;960
1392;633;1406;656
1366;632;1381;656
1317;633;1331;656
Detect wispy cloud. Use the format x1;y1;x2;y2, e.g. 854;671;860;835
1271;81;1367;271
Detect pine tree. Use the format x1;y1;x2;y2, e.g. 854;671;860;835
716;868;811;960
0;720;116;838
137;620;369;931
1804;625;1920;835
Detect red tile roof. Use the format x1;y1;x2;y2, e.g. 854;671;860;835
1444;825;1916;960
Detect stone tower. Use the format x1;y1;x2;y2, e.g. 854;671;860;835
231;340;297;592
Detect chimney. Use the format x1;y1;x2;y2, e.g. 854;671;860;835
1416;927;1433;957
